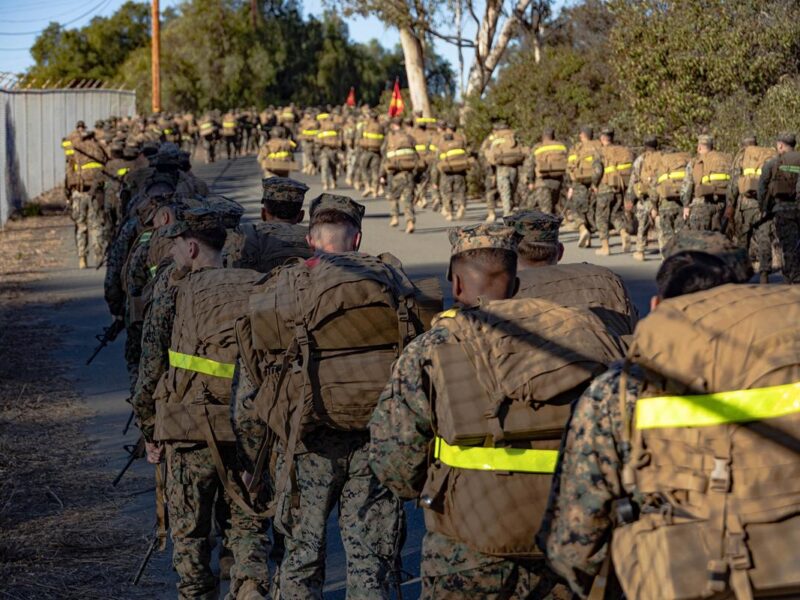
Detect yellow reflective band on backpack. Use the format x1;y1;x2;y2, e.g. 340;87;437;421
742;167;761;177
604;162;633;174
163;128;173;135
81;162;103;170
491;137;508;146
62;140;72;148
65;149;75;156
701;173;731;183
168;349;235;379
434;437;559;473
534;144;567;156
635;382;800;430
268;151;291;159
117;167;130;176
363;132;384;140
223;121;236;128
387;148;416;158
657;170;686;184
440;148;466;160
200;123;213;130
415;144;428;152
302;129;319;136
317;113;330;120
318;130;338;138
568;154;578;162
415;117;437;124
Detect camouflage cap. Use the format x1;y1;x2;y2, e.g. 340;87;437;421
76;120;86;129
579;125;593;137
447;223;518;280
261;177;308;204
203;195;245;229
663;229;753;283
309;193;365;228
163;206;224;238
697;134;714;147
504;210;562;246
600;126;615;137
777;132;796;147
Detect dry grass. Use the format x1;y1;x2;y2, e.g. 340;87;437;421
0;216;162;599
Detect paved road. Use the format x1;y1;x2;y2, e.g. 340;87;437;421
41;153;661;599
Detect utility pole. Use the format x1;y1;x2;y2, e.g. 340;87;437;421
151;0;161;113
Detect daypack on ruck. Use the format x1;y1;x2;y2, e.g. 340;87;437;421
693;150;732;197
738;146;776;197
635;151;662;199
570;140;602;184
437;136;470;174
421;298;626;558
153;267;262;445
655;151;691;200
359;120;385;151
489;128;526;167
600;144;635;192
224;222;312;275
514;263;638;339
385;132;419;172
533;141;568;179
317;120;340;148
767;150;800;200
611;284;800;600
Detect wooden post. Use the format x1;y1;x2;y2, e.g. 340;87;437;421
151;0;161;113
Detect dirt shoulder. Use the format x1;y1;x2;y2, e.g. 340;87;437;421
0;216;163;600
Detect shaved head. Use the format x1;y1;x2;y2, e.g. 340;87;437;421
450;249;519;307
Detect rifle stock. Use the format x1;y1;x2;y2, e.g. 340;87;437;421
112;436;145;487
86;319;125;365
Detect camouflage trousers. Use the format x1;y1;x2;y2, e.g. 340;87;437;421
388;170;416;223
774;204;800;283
166;443;271;600
635;200;654;253
124;319;143;395
71;189;105;262
204;138;217;163
688;197;724;232
570;184;595;231
735;196;772;274
420;532;572;600
532;184;561;215
440;172;466;214
224;136;238;160
496;165;518;215
346;148;360;185
320;147;338;189
657;200;684;252
300;141;316;172
595;191;626;241
274;429;405;600
360;150;381;193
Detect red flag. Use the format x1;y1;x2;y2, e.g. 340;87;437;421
388;78;404;117
346;87;356;107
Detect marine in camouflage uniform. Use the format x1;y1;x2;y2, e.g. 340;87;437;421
680;134;727;232
370;224;570;599
566;126;599;248
153;208;271;600
625;136;660;261
591;128;630;256
72;129;109;267
382;118;418;232
539;232;752;598
525;128;567;215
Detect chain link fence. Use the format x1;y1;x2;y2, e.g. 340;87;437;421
1;88;136;225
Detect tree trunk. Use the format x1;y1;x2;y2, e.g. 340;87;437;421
399;26;432;116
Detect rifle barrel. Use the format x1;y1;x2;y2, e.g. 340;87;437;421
112;449;139;487
131;536;158;585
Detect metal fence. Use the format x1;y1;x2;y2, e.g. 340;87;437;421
1;88;136;225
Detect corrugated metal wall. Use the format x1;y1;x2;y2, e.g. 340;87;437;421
0;88;136;225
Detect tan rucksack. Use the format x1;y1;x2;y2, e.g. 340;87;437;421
693;150;732;197
612;284;800;600
224;222;312;275
600;144;635;192
767;150;800;199
635;151;662;199
421;298;626;558
738;146;776;196
489;128;526;167
385;132;419;172
514;263;638;338
533;141;568;178
437;137;470;174
153;267;261;444
317;119;340;148
359;120;385;151
655;151;691;200
259;138;297;172
571;140;602;184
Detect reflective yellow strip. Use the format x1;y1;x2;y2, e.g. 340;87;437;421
289;140;297;148
439;148;466;160
435;437;559;473
200;123;213;130
438;308;459;318
149;265;157;277
139;231;153;244
604;162;633;174
302;129;319;136
223;121;236;128
534;144;567;156
117;167;130;176
415;117;437;124
386;148;416;158
281;112;294;118
429;144;438;151
81;162;104;170
742;167;761;177
363;132;384;140
636;382;800;429
318;131;338;138
61;140;73;148
268;151;291;159
568;154;578;162
415;144;428;152
163;128;173;134
65;149;75;156
657;170;686;184
778;165;800;175
701;173;731;183
168;349;235;379
317;113;330;120
491;137;507;146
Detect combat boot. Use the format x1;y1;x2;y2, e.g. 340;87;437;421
485;209;496;224
389;215;399;227
578;225;591;248
445;212;453;221
620;229;631;253
361;188;371;198
759;271;769;284
405;220;415;234
79;256;88;269
595;240;610;256
632;251;645;261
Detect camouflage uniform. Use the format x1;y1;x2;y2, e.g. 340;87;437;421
728;144;772;274
370;224;569;599
624;146;658;257
72;134;109;264
758;146;800;283
496;165;519;216
104;217;142;318
388;171;416;225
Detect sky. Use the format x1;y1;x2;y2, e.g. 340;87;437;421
0;0;567;91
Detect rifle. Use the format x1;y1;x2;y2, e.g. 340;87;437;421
86;318;126;365
112;436;145;487
122;409;135;435
132;463;168;584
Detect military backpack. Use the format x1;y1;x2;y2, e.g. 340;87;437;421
224;221;312;275
738;146;776;197
488;128;526;167
655;151;691;200
533;141;568;179
693;150;733;197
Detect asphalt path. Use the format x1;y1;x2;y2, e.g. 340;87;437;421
39;152;661;599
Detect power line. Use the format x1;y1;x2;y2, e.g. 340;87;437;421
0;0;113;36
0;0;88;14
1;3;107;24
